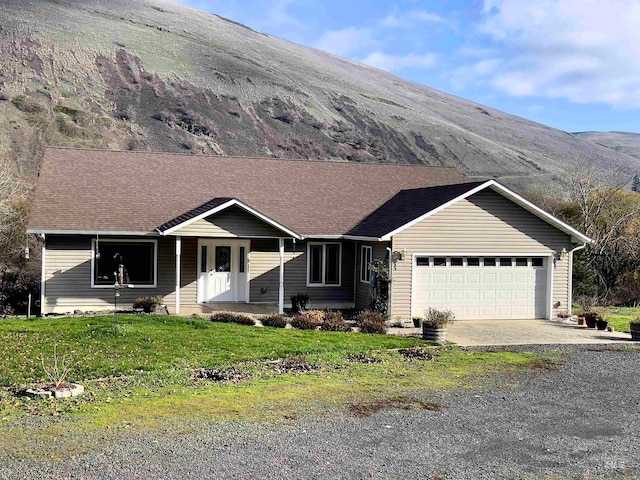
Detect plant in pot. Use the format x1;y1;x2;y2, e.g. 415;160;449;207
422;308;455;343
412;317;422;328
630;318;640;341
556;310;570;323
593;307;609;331
577;296;598;328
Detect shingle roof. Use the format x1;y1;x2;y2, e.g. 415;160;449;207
28;148;469;236
348;182;486;237
157;198;233;231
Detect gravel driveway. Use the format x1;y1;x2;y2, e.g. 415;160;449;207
2;345;639;479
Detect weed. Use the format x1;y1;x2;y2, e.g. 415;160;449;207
356;310;387;334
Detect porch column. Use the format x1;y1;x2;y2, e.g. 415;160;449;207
278;238;284;314
175;236;182;315
40;234;46;317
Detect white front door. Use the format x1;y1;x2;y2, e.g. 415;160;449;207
198;240;249;303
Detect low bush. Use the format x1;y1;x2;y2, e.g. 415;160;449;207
320;311;351;332
210;311;255;326
133;296;164;313
356;310;387;334
290;293;309;313
261;313;288;328
11;94;47;114
290;310;324;330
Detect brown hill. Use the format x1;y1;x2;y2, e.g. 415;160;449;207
0;0;638;188
574;132;640;163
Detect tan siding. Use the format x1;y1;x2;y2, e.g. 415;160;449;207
553;255;570;312
173;206;286;237
249;239;355;307
355;242;389;309
44;235;175;314
391;190;573;320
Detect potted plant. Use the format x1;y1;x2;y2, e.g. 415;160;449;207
556;310;570;323
412;317;422;328
630;318;640;341
577;296;598;328
594;307;609;331
422;308;455;342
575;309;586;326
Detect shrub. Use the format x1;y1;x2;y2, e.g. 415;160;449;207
133;296;164;313
0;268;40;316
320;311;351;332
11;94;46;114
261;313;288;328
423;308;456;328
290;310;323;330
630;317;640;327
556;310;570;318
592;307;607;321
290;293;309;313
356;310;387;334
210;311;255;326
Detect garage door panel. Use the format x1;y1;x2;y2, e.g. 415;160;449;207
413;256;547;320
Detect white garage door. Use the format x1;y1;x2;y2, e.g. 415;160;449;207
413;256;548;319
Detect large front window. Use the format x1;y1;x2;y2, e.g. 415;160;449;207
307;242;341;286
92;239;157;287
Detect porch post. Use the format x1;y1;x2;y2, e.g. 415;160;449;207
278;238;284;314
40;234;46;317
175;236;182;315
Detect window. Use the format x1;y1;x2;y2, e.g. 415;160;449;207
499;257;513;267
307;243;342;286
483;257;496;267
433;257;447;266
515;257;528;266
360;246;372;283
239;247;246;273
450;257;463;266
92;239;157;287
467;257;480;266
532;257;544;267
416;257;429;266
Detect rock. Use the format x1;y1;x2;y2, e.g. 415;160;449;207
73;309;83;315
52;383;84;399
607;326;615;332
25;387;52;399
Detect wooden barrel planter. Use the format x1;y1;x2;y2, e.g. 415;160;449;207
631;323;640;341
422;324;447;342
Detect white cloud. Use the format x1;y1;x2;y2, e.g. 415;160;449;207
467;0;640;107
380;9;448;29
313;27;376;57
361;51;437;72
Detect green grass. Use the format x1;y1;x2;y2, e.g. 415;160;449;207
0;315;560;459
604;306;640;333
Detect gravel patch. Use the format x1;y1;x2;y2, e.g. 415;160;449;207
1;345;639;479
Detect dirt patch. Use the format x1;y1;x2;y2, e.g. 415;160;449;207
192;368;252;383
349;395;446;417
398;346;438;361
264;358;320;375
346;353;385;364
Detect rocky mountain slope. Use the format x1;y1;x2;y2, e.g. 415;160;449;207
574;132;640;162
1;0;638;189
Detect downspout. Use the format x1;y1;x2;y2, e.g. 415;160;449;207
567;242;588;315
386;246;392;319
40;233;46;317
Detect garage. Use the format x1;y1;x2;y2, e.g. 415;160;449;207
412;256;549;320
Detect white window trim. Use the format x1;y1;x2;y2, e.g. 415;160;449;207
360;245;372;284
306;242;342;287
91;238;158;289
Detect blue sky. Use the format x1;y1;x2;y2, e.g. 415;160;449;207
177;0;640;134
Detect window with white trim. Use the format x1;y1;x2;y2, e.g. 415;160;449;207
92;239;157;288
307;242;341;286
360;245;372;283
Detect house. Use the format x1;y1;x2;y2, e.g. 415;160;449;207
27;148;591;320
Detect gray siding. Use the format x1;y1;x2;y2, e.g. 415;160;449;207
44;235;175;314
173;206;286;238
249;239;355;307
354;242;389;310
390;189;573;320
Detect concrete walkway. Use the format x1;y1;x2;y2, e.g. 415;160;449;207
389;319;633;346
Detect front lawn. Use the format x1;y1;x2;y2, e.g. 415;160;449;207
0;314;559;460
604;306;640;333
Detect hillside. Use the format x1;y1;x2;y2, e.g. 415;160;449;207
1;0;639;189
574;132;640;162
